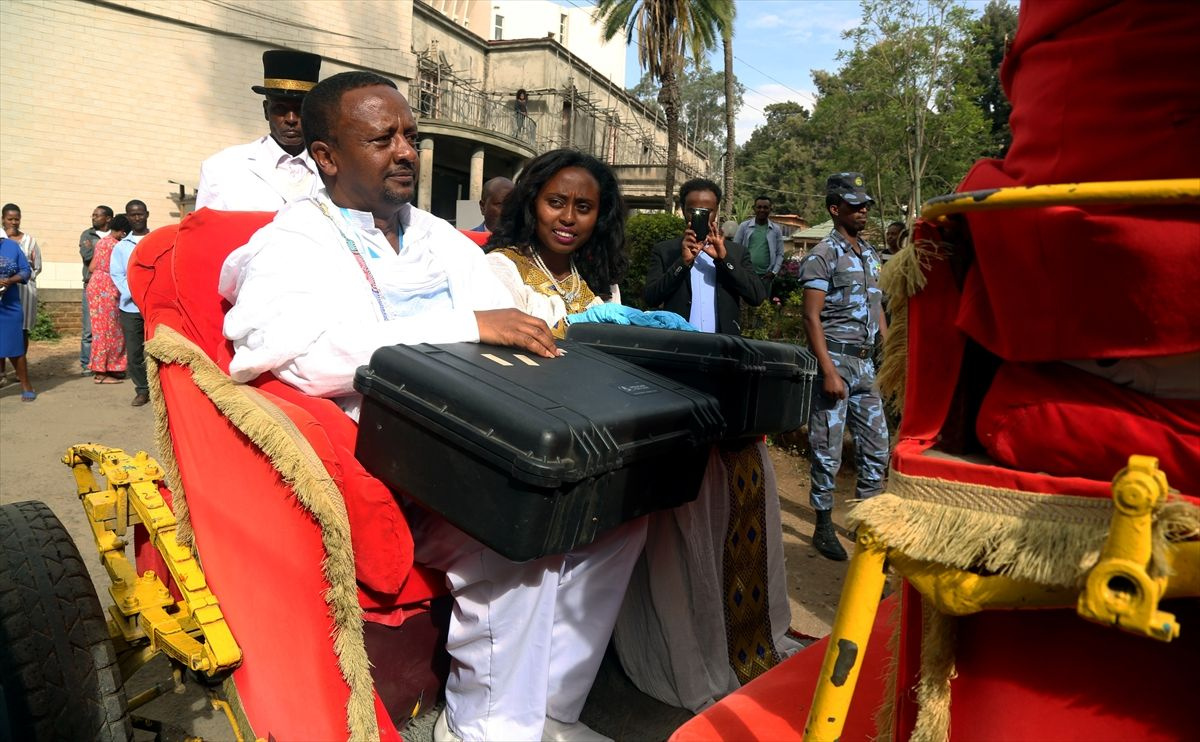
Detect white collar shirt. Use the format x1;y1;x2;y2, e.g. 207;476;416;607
195;135;320;212
219;190;514;417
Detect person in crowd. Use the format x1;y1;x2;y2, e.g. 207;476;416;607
643;179;766;334
196;50;323;211
470;176;514;233
2;204;41;349
614;197;799;712
486;148;757;716
484;150;691;336
882;219;906;263
219;71;643;742
734;195;785;282
0;236;34;400
79;205;114;375
110;200;151;407
799;172;889;561
721;219;738;240
86;214;130;384
484;150;626;329
514;88;529;136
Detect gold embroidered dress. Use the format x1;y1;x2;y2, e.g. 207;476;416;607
485;246;612;338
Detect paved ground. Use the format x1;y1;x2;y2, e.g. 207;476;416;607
1;337;859;741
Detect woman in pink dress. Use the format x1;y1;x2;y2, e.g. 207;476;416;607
86;214;129;382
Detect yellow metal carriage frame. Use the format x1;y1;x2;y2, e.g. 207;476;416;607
802;177;1200;741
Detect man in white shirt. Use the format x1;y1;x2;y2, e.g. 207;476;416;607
219;71;644;742
195;50;323;211
110;199;151;406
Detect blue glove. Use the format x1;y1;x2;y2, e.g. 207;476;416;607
568;304;699;331
641;310;699;332
566;303;633;325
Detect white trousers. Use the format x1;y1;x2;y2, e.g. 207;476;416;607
412;511;648;741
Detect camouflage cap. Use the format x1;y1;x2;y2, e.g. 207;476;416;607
826;172;874;206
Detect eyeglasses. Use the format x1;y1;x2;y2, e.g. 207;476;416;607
843;201;871;212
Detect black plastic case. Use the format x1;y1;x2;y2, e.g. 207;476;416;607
354;341;724;562
566;325;816;438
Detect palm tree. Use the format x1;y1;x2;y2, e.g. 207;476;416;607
721;10;736;222
595;0;733;212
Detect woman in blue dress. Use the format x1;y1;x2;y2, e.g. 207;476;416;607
0;236;34;400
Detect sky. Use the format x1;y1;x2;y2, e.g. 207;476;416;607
555;0;995;145
693;0;860;144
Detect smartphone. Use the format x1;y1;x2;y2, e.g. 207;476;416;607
690;207;711;242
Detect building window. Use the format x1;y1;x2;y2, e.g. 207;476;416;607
417;67;439;118
494;14;503;40
559;13;568;44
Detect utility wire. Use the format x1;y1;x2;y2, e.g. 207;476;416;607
733;54;815;104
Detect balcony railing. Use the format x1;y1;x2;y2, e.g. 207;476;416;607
410;83;538;147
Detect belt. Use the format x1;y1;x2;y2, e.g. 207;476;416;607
824;340;873;359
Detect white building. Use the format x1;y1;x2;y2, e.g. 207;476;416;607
491;2;626;86
425;1;626;87
1;0;703;295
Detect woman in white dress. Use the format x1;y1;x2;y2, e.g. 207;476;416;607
485;151;800;715
2;204;41;339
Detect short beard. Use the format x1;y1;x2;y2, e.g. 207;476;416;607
383;187;413;205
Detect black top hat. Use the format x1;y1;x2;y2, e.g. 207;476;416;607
251;50;322;98
826;172;875;206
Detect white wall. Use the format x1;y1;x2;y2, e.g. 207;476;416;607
1;0;414;289
491;1;626;86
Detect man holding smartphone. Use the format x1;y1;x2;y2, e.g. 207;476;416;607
643;178;766;334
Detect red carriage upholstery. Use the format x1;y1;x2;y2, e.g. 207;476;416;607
127;208;449;739
674;1;1199;739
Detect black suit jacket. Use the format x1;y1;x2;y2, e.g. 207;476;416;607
642;237;767;335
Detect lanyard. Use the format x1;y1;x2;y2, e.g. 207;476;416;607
316;200;391;321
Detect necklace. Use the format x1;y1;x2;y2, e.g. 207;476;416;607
530;249;582;305
316;200;390;320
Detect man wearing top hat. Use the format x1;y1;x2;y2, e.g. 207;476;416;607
798;172;890;561
195;50;323;211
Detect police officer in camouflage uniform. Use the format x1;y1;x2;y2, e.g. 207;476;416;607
798;173;890;561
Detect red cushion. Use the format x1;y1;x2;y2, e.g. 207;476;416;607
955;0;1200;362
458;228;489;247
977;363;1200;496
896;600;1200;741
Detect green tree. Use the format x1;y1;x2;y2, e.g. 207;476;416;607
736;102;827;222
735;0;995;229
596;0;734;211
630;58;745;164
620;212;686;307
966;0;1018;156
721;9;737;221
810;0;989;230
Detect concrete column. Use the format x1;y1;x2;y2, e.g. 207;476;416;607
469;147;485;202
418;138;434;213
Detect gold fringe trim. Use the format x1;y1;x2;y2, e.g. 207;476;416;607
850;469;1199;589
909;603;955;742
144;326;380;742
871;580;902;742
145;355;194;548
876;237;944;416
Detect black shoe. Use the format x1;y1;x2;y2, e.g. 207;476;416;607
813;510;848;561
131;392;150;407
